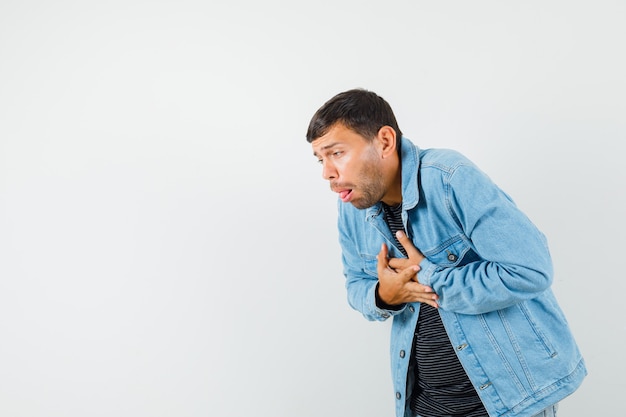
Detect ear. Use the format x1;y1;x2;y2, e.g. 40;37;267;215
376;126;397;158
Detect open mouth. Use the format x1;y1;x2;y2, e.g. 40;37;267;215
339;189;353;202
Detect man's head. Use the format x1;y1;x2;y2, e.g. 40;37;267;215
308;89;403;209
306;88;402;144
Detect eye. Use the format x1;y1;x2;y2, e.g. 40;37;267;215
331;151;343;158
316;158;323;164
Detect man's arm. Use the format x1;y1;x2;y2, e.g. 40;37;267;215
418;163;553;314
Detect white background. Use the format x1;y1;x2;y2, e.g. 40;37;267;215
1;1;624;416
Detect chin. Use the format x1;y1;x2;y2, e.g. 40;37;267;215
351;200;377;210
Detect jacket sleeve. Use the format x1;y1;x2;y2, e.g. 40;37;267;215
338;202;406;321
418;162;554;315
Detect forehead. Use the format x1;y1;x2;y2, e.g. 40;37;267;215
311;123;368;155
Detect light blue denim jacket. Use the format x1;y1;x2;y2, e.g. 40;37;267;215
337;138;586;417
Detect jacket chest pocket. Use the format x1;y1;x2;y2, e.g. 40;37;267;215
421;235;481;267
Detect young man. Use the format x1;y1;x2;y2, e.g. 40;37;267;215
306;89;586;417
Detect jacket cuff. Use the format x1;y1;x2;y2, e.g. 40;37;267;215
418;258;439;287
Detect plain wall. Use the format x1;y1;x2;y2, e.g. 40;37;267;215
1;1;624;416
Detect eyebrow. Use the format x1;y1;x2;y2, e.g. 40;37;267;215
313;142;340;157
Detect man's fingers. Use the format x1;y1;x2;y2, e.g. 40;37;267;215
397;264;420;283
406;282;440;308
377;243;389;267
388;257;413;271
395;230;420;256
405;280;435;294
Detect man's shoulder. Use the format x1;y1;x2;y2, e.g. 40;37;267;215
419;147;474;169
401;139;475;175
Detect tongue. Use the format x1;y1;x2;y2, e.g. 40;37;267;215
339;190;351;200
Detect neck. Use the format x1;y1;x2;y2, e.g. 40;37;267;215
381;165;402;206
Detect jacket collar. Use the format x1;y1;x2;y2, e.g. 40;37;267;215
399;137;421;211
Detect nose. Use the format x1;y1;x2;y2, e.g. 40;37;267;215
322;160;337;181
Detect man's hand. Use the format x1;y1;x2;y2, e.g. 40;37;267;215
388;231;425;273
376;239;439;308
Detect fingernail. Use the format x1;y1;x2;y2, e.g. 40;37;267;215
396;231;405;238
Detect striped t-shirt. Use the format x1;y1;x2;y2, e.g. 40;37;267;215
381;202;487;417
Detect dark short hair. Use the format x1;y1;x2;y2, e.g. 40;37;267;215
306;88;403;143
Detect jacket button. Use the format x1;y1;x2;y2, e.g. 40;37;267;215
408;305;415;313
396;392;402;399
447;253;458;262
399;350;405;358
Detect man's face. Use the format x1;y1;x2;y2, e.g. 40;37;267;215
312;123;386;209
